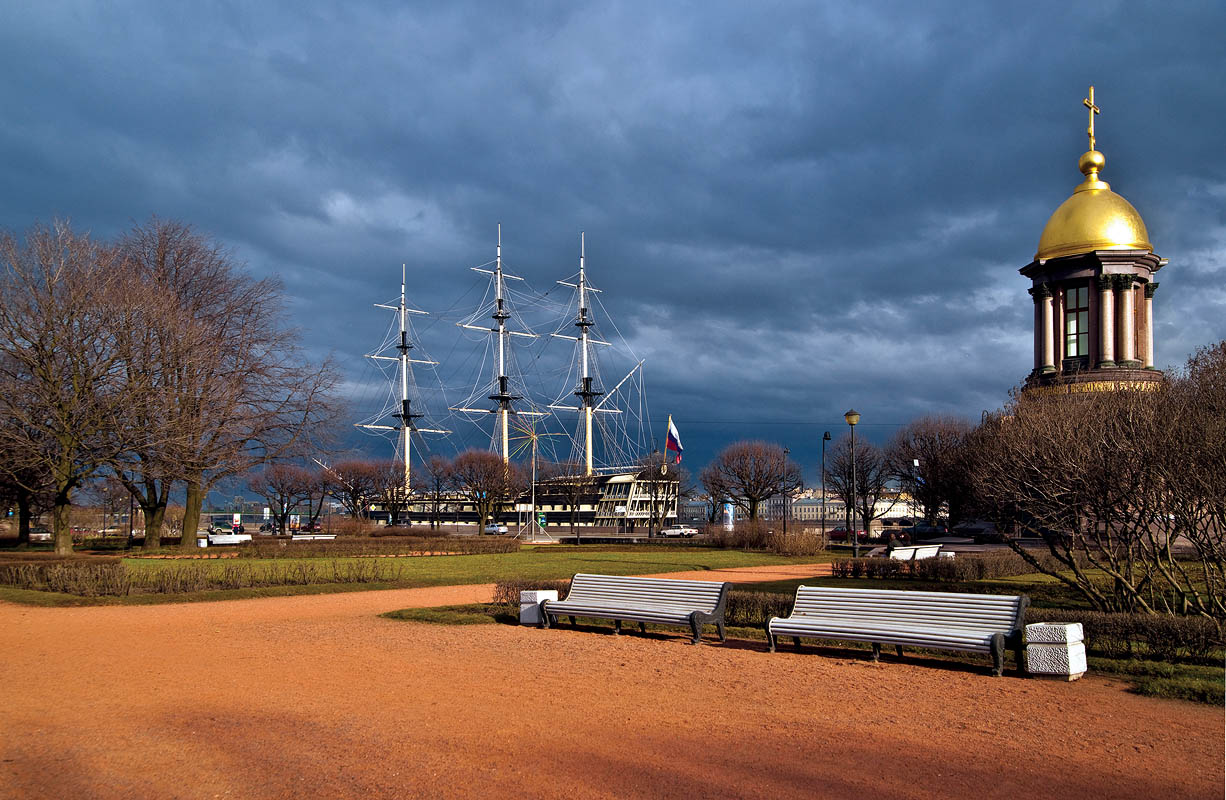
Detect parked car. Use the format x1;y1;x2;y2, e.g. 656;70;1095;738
827;528;868;543
910;523;949;539
660;524;699;538
28;528;52;542
483;523;509;535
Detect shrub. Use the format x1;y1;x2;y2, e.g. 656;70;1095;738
708;521;825;556
767;530;826;557
491;578;573;609
724;591;793;627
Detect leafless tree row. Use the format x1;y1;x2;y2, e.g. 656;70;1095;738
0;219;339;553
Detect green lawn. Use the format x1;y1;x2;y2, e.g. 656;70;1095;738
122;546;805;584
1;546;818;606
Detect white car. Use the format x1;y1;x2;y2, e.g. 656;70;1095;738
483;523;509;535
660;525;699;538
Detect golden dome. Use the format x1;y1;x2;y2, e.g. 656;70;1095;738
1035;149;1152;260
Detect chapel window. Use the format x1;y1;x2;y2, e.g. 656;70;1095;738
1065;285;1089;357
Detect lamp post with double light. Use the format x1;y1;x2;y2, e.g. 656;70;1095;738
844;409;861;558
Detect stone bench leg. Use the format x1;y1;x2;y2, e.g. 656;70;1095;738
638;621;647;634
871;642;882;662
990;632;1005;677
613;619;622;635
687;612;703;645
896;645;904;658
717;621;726;643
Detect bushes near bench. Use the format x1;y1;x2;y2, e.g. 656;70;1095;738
830;551;1062;581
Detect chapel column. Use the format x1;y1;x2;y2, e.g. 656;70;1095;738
1144;282;1158;369
1039;284;1055;373
1096;274;1115;368
1116;275;1137;366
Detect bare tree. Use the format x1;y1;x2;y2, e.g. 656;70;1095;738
370;460;409;525
0;223;159;554
97;218;340;550
546;460;600;540
247;464;312;535
420;454;454;529
451;450;526;531
325;460;380;518
703;441;802;522
637;451;685;537
973;344;1226;622
886;415;976;526
824;435;896;539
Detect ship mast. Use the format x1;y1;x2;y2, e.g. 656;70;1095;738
550;233;641;475
359;264;448;492
454;224;542;463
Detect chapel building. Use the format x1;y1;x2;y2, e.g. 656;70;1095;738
1020;87;1166;391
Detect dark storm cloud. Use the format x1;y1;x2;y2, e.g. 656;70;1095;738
2;0;1224;468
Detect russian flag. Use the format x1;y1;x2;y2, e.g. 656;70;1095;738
665;416;683;464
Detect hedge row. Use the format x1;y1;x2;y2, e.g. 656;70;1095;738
0;561;131;596
0;558;409;596
234;536;519;559
1030;608;1222;661
830;551;1062;582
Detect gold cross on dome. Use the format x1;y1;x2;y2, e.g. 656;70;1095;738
1083;85;1100;151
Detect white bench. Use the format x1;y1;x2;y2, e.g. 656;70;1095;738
539;573;731;644
766;586;1029;676
887;544;942;561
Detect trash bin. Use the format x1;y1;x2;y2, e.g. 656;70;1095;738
520;590;558;625
1025;622;1086;681
196;537;209;548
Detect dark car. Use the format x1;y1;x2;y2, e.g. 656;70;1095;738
827;528;868;543
909;523;949;539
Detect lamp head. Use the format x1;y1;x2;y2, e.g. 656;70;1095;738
822;431;831;442
844;409;860;427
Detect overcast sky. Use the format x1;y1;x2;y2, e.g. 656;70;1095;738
3;1;1224;473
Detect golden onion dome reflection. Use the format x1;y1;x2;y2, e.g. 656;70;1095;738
1035;148;1152;260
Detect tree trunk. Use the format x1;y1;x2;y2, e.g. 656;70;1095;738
181;477;205;551
52;499;73;556
142;503;167;548
16;495;31;545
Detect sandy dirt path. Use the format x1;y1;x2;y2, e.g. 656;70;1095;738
1;565;1220;799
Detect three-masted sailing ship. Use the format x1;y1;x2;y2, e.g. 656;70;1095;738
354;226;676;534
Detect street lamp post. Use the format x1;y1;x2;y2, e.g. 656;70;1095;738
820;431;831;542
911;458;920;543
782;447;789;536
844;409;861;558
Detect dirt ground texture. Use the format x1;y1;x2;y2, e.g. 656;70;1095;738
1;564;1221;799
